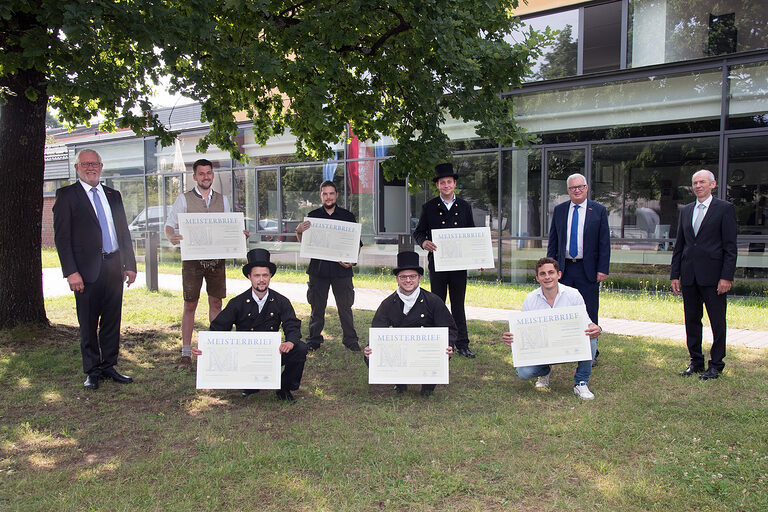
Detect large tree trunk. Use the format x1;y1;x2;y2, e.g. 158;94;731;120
0;68;49;328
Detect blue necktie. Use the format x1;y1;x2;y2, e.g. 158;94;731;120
91;187;114;253
569;205;579;258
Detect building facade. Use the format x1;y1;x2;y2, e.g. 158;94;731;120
45;0;768;289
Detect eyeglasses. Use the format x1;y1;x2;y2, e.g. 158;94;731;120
397;274;420;281
567;184;587;191
78;162;102;168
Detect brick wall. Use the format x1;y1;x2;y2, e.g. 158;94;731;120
42;196;56;247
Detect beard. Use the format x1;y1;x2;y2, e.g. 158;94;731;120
323;202;336;211
254;284;268;293
197;181;212;190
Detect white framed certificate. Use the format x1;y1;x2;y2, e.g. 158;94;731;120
196;331;281;389
508;305;592;367
432;226;494;271
178;212;247;261
368;327;449;384
299;217;361;263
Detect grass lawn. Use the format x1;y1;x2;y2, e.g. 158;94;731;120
2;289;767;511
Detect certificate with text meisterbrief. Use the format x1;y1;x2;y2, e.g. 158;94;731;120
508;305;592;367
178;212;247;261
432;226;494;271
368;327;449;385
196;331;281;389
299;217;361;263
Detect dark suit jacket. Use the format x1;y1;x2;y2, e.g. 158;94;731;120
412;196;474;266
211;288;302;342
371;288;458;345
547;199;610;281
53;182;137;283
670;197;737;286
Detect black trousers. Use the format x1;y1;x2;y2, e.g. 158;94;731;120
306;275;358;347
681;282;727;371
74;252;124;375
561;259;600;357
281;341;309;390
428;263;469;349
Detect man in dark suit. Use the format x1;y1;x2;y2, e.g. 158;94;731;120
196;249;307;402
53;149;137;390
671;169;737;380
547;173;610;364
413;163;476;358
363;251;456;396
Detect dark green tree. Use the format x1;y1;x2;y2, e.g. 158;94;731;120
0;0;549;327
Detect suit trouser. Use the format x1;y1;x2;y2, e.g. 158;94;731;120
681;282;727;371
281;341;309;390
74;252;124;375
428;265;470;349
561;259;600;357
306;275;358;347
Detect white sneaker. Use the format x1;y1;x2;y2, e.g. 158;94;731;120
573;381;594;400
534;374;550;391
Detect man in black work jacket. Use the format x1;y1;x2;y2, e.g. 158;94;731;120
295;180;361;352
413;163;476;358
196;249;308;402
364;251;456;396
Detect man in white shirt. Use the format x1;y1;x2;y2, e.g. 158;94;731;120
164;158;246;368
503;257;602;400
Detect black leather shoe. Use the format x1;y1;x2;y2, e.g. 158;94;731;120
276;389;296;402
83;375;99;390
679;364;705;377
699;367;721;380
241;389;260;397
345;342;362;352
420;388;434;397
307;343;322;351
394;385;408;394
102;367;133;384
457;347;476;358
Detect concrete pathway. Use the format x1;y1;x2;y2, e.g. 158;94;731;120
42;268;768;349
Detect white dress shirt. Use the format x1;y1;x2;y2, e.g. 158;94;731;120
521;283;585;312
692;195;714;230
165;186;231;230
79;180;119;251
565;200;587;259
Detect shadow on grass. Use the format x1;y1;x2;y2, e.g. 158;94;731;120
1;312;767;511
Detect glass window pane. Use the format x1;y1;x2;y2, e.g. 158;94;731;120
280;164;344;235
155;135;232;173
728;62;768;130
75;141;144;177
546;148;585;231
510;9;579;81
629;0;768;67
514;68;722;137
346;160;375;235
726;135;768;236
591;137;719;242
583;2;622;74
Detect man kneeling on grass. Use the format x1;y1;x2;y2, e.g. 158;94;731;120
363;251;455;397
193;249;307;402
502;257;602;400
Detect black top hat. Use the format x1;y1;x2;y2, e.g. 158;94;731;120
242;248;277;276
432;162;458;183
392;251;424;276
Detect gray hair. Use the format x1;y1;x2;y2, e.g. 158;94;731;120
566;173;587;187
692;169;716;183
75;149;102;165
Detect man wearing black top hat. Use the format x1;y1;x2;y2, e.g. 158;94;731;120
413;163;476;358
295;180;361;352
364;251;456;396
194;249;307;402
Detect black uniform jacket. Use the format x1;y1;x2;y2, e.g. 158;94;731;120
211;287;301;342
412;196;474;265
372;288;458;345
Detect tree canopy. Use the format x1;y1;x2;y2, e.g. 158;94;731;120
0;0;549;327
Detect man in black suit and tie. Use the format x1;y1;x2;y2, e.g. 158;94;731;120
413;163;476;358
671;169;737;380
53;149;137;390
547;173;610;364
